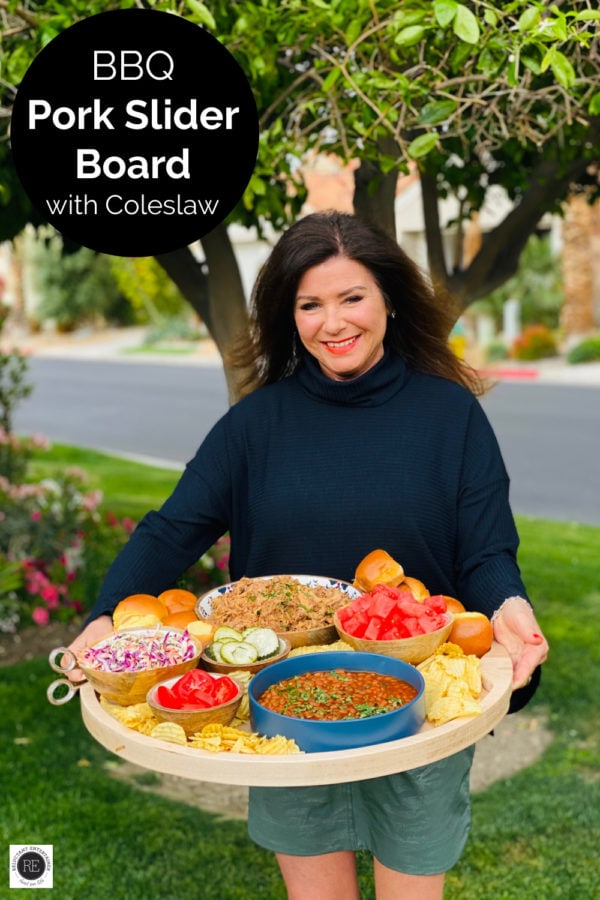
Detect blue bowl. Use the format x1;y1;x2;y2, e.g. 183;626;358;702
249;651;425;753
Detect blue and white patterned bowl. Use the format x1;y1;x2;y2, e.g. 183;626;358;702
195;575;361;648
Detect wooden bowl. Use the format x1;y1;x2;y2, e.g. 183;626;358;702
333;612;453;665
77;627;202;706
146;674;242;736
201;637;291;675
277;625;337;649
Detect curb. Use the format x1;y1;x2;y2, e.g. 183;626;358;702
478;367;539;381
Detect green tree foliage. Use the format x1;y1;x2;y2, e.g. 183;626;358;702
109;256;189;324
28;229;131;331
1;1;599;394
226;0;600;304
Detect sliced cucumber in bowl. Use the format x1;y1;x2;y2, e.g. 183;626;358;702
220;641;259;665
213;625;244;643
242;627;281;660
204;626;283;665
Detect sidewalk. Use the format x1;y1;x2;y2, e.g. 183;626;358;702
478;357;600;387
5;326;600;385
4;325;223;366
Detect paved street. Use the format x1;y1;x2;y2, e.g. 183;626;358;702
12;345;600;527
480;382;599;526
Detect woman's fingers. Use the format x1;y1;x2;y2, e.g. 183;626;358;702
492;599;549;688
65;615;114;682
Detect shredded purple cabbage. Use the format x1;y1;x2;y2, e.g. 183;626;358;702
77;628;196;673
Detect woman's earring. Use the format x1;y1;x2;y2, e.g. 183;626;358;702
390;310;397;319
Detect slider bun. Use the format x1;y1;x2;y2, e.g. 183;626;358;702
398;576;430;601
113;593;167;631
161;609;200;630
353;549;405;592
157;588;198;615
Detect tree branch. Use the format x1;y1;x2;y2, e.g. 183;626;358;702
420;170;448;288
449;117;600;304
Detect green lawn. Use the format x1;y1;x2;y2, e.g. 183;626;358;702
2;446;599;898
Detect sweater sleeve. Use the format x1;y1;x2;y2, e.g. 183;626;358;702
85;415;233;623
454;400;530;618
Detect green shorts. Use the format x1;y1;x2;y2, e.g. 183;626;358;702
247;746;475;875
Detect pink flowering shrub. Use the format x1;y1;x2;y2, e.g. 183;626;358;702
0;451;231;632
0;428;48;484
0;461;132;630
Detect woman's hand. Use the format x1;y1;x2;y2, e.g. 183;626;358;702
65;615;114;683
492;597;549;688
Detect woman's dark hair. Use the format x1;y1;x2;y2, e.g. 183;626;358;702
229;210;484;396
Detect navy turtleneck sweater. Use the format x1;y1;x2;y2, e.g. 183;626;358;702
87;352;528;622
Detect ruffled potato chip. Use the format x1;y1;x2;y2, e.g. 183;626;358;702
417;642;483;726
288;640;354;657
189;723;301;755
150;721;187;745
100;696;160;734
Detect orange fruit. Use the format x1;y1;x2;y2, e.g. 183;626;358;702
401;576;430;601
443;596;466;615
448;612;493;657
157;588;198;615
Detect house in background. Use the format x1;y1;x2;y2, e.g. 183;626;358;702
1;153;597;345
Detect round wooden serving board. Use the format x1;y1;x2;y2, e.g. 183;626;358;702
79;642;513;787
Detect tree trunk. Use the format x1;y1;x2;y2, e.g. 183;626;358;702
560;195;598;340
353;138;400;239
156;224;252;402
155;246;211;324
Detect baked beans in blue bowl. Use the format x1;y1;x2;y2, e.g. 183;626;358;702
248;651;425;752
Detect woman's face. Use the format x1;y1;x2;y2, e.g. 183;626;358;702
293;255;389;381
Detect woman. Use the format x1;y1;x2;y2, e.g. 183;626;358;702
69;211;548;899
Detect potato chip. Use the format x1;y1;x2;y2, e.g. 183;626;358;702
288;640;354;657
417;642;483;726
427;694;481;725
188;722;301;755
100;696;159;734
150;722;187;745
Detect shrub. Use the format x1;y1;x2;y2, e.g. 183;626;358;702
0;301;33;480
510;324;558;361
29;228;131;331
1;459;230;631
0;553;22;633
485;340;509;363
566;335;600;364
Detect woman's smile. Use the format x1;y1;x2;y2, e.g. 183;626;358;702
322;334;361;354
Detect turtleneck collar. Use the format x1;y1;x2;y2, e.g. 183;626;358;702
294;350;409;407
